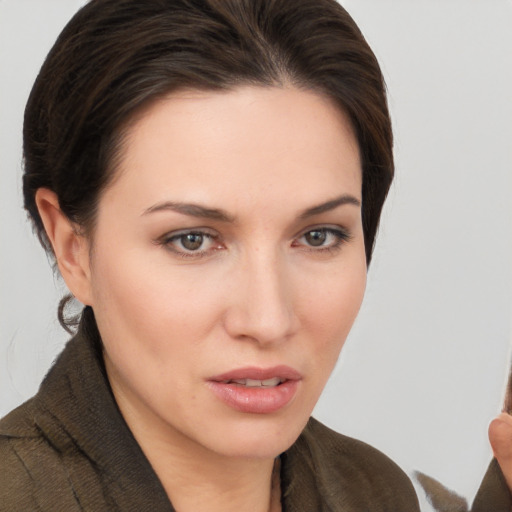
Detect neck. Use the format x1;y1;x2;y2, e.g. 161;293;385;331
152;445;280;512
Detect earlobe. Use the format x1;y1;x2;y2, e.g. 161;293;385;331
35;188;93;306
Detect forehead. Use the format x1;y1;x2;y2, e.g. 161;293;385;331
102;86;362;216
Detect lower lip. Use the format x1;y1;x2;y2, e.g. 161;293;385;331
207;380;299;414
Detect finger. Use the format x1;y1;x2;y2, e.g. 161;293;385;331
489;413;512;491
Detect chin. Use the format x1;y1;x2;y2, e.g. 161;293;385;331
204;413;310;460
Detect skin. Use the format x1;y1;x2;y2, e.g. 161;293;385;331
487;377;512;492
489;413;512;491
36;86;367;512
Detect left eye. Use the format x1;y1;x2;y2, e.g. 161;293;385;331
295;227;349;250
178;232;206;251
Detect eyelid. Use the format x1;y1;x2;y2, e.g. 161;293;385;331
159;226;218;239
294;224;351;239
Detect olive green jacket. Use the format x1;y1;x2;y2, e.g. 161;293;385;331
416;461;512;512
472;459;512;512
0;314;419;511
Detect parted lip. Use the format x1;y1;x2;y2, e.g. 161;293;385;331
209;365;302;383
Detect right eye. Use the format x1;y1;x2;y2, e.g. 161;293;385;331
157;229;223;258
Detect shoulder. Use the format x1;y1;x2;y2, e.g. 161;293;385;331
0;400;83;511
0;397;39;437
0;399;45;509
287;417;420;511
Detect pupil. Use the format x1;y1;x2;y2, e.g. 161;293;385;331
305;230;326;246
182;233;203;251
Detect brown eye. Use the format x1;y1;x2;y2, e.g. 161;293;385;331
180;233;204;251
304;229;327;247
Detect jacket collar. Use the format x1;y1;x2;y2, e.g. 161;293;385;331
29;307;326;511
34;307;174;511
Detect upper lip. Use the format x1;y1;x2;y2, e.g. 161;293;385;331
209;366;302;383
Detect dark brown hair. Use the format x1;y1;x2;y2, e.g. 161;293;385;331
23;0;393;328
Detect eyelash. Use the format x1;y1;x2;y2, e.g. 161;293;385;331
155;226;351;259
292;227;352;254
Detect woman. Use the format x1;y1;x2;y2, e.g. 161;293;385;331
0;0;420;510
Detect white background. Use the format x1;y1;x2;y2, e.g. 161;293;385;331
1;0;511;506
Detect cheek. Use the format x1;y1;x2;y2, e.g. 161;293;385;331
88;250;215;403
89;246;226;354
301;256;367;366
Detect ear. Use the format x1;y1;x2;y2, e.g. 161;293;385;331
35;188;93;306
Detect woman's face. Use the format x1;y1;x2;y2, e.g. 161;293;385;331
84;86;366;460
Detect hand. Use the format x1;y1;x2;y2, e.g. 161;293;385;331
489;412;512;492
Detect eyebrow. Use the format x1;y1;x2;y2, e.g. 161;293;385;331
142;201;235;222
142;194;361;222
298;194;361;219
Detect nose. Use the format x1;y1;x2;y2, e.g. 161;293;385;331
223;249;299;346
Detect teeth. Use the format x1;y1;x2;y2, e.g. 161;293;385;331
230;378;282;387
262;377;282;387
